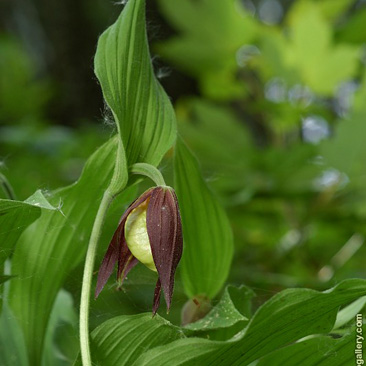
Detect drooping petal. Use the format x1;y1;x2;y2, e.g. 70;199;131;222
95;223;122;298
95;188;154;298
147;187;183;311
152;278;162;316
117;236;139;286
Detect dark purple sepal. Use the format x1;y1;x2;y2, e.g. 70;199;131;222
95;224;121;298
147;187;183;311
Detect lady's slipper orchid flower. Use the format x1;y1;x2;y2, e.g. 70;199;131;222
95;186;183;314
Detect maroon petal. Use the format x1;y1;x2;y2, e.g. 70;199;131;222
118;187;155;225
117;236;138;286
95;188;155;298
147;187;183;311
95;224;122;298
152;278;162;316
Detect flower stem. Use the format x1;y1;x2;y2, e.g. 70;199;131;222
79;189;114;366
130;163;166;187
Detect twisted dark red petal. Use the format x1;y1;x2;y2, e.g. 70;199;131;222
147;187;183;311
95;188;155;298
95;223;121;298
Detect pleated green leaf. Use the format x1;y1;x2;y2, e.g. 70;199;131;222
7;138;120;365
134;279;366;365
174;138;233;299
74;314;184;366
0;190;58;267
95;0;176;176
256;333;354;366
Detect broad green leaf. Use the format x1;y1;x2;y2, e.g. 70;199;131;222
174;139;234;299
0;190;58;267
134;279;366;365
7;138;120;365
74;314;185;366
94;0;176;190
256;332;354;366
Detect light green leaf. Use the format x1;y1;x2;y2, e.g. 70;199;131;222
334;296;366;330
288;2;359;95
134;279;366;365
260;2;359;95
94;0;176;186
24;190;59;210
174;138;234;299
74;314;185;366
7;138;122;365
0;191;58;267
256;332;354;366
185;286;252;331
184;286;253;341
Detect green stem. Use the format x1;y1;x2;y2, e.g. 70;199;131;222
79;189;114;366
130;163;166;187
0;173;17;200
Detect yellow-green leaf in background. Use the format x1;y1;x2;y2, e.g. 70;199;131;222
259;2;359;96
289;2;359;95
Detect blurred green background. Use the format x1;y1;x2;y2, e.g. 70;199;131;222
1;0;366;330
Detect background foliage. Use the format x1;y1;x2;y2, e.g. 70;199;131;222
1;0;366;365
